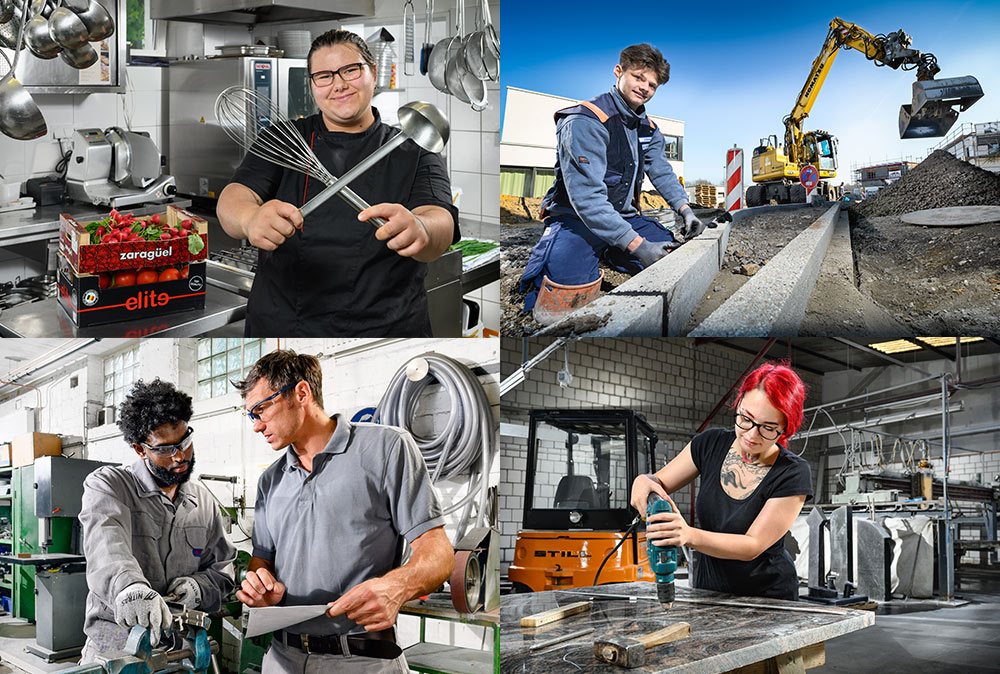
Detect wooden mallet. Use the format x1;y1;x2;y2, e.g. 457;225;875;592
593;622;691;668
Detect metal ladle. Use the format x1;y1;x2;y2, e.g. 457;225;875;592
0;5;48;140
300;101;450;217
59;40;96;68
48;0;89;49
25;5;63;58
0;0;14;24
73;0;113;41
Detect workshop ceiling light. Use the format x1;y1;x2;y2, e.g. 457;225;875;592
867;337;983;354
917;337;983;348
867;339;922;354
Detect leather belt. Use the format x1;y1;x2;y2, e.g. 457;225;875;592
273;628;402;660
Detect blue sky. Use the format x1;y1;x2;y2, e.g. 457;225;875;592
500;1;1000;185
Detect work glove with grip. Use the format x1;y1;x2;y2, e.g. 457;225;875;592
632;238;678;267
114;583;172;646
680;210;707;238
166;576;202;609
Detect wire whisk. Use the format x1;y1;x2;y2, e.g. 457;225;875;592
214;86;385;228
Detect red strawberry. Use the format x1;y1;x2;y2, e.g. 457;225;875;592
180;219;193;230
150;214;161;225
160;233;171;240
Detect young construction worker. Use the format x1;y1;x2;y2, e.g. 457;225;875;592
79;379;236;662
520;43;708;325
234;350;454;673
630;363;813;600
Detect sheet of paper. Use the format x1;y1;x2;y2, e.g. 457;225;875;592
245;604;331;638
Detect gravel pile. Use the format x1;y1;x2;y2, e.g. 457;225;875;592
854;150;1000;218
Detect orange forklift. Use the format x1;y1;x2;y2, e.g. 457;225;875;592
508;409;659;592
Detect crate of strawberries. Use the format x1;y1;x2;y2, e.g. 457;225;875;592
60;204;208;275
57;205;210;328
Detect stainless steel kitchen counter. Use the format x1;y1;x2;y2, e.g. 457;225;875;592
0;199;194;248
0;284;246;337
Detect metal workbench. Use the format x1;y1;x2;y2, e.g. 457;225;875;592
0;285;246;337
501;582;874;674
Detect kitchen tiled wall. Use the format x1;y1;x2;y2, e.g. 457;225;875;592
0;0;500;331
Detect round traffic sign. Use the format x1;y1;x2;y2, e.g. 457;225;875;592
800;165;819;190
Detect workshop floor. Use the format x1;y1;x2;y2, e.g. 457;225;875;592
0;614;79;674
818;567;1000;673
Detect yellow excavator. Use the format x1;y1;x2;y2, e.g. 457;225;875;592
747;18;983;206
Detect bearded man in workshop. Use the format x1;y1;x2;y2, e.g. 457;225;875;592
217;29;459;338
234;349;454;674
520;43;710;325
78;379;236;662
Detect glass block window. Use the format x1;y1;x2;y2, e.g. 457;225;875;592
103;345;140;411
196;339;264;400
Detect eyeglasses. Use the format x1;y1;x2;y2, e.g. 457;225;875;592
308;63;366;86
245;383;297;422
735;411;783;441
141;427;195;458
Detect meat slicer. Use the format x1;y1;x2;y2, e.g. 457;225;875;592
65;127;178;208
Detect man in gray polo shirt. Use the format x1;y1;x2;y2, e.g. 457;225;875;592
235;350;454;673
79;379;236;663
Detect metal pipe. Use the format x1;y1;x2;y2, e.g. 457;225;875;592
804;373;942;413
942;373;954;601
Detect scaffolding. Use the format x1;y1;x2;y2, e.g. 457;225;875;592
926;120;1000;172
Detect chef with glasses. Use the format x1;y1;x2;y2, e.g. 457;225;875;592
78;378;236;663
217;28;459;338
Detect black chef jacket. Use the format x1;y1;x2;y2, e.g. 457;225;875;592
228;109;460;337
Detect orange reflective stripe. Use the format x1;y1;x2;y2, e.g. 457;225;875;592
577;100;610;123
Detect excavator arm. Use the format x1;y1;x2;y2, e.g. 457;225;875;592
784;17;983;162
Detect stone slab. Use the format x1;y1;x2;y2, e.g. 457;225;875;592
537;220;732;337
856;518;893;602
500;582;874;673
829;506;853;593
901;205;1000;226
807;508;828;588
689;203;840;337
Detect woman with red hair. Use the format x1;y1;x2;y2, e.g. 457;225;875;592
629;362;813;600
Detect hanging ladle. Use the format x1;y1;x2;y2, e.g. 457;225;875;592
0;3;48;140
48;0;90;49
74;0;114;41
299;101;449;217
0;0;14;24
59;40;97;68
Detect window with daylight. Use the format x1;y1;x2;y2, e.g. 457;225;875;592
103;345;140;410
196;339;264;400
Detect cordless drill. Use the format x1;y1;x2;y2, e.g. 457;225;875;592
646;493;677;609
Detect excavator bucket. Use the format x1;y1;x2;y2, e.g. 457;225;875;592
899;76;984;139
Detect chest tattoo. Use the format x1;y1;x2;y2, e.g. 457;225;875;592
720;445;772;499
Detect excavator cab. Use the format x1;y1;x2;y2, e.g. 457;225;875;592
900;76;984;139
508;409;659;592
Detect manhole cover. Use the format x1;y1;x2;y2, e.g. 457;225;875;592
901;205;1000;226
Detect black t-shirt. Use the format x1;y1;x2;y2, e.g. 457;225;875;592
229;109;460;337
689;428;813;600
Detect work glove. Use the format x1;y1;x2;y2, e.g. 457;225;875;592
166;576;202;609
113;583;172;646
632;238;679;267
680;209;707;238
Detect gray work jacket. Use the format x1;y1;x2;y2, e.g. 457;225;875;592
79;458;236;655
